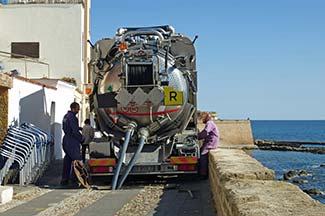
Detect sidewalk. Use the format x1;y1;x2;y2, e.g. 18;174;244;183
1;189;78;216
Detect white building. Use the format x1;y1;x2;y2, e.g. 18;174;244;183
0;0;92;159
7;75;76;159
0;0;91;88
0;0;91;131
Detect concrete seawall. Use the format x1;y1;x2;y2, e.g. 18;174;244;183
198;120;254;145
215;120;254;145
207;120;325;215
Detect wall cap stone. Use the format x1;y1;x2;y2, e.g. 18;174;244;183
209;148;275;182
224;179;325;216
209;149;325;216
0;73;13;88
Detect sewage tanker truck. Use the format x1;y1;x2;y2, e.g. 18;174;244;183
87;25;199;190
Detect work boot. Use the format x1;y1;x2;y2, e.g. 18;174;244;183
69;181;82;189
199;175;208;180
60;180;69;186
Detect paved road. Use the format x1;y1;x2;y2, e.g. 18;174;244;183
1;160;217;215
1;189;78;216
147;179;216;216
75;189;140;216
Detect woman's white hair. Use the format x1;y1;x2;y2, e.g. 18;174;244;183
201;112;211;122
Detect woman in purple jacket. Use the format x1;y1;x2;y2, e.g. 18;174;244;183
198;112;219;178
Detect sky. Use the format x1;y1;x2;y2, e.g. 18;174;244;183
90;0;325;120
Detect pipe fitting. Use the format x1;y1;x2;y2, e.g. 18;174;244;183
147;117;170;134
128;121;137;133
138;127;150;139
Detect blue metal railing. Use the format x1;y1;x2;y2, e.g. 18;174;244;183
0;123;53;185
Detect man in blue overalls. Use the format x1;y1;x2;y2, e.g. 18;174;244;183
60;102;85;186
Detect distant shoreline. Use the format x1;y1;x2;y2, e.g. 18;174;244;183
255;140;325;154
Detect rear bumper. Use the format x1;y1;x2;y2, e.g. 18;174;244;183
88;163;198;176
90;170;197;176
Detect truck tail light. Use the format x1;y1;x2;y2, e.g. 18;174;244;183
177;164;196;171
170;156;198;165
91;166;113;173
88;158;116;166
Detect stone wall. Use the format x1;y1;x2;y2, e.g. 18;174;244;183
209;148;325;216
198;120;254;145
0;74;11;145
216;120;254;145
0;88;8;144
0;73;13;89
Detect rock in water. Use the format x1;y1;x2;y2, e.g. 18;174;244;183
298;170;308;176
283;170;297;180
293;179;308;184
303;189;323;195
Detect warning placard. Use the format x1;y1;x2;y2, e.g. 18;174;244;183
164;87;183;106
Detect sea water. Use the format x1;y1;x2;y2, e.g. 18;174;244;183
251;120;325;204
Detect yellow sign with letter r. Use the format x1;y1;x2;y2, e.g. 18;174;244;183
164;87;183;106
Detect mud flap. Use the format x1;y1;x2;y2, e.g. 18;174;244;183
73;160;91;189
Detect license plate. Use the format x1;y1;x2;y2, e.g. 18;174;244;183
131;165;155;173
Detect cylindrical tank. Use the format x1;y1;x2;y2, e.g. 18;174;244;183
98;55;188;126
90;26;197;142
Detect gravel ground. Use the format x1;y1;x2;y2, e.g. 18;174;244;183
0;187;51;213
35;189;109;216
114;185;164;216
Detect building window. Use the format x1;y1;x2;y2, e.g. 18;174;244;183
11;42;40;58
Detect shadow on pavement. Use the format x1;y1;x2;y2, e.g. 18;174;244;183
149;176;217;216
35;159;77;190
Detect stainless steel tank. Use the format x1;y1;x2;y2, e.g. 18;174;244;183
90;25;197;143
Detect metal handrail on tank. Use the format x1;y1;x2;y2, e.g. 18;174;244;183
121;30;164;43
117;25;175;36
